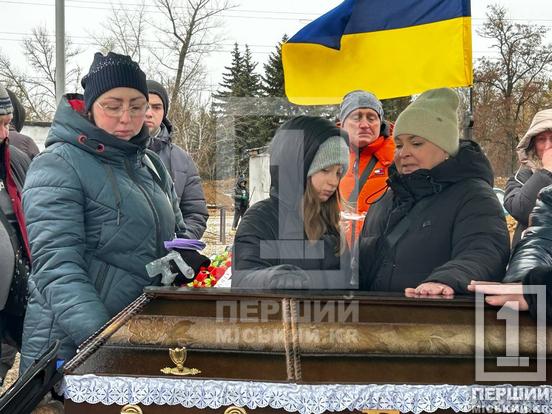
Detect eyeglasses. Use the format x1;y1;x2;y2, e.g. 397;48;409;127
95;101;149;118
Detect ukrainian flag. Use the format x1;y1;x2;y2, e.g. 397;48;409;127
282;0;472;105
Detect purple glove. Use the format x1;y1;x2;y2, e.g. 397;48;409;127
164;238;206;251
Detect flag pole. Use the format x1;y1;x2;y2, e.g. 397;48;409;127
463;86;474;140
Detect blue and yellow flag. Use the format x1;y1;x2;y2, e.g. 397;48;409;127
282;0;472;105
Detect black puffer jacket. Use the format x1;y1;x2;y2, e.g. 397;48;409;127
233;176;249;211
358;140;510;293
232;116;352;289
504;185;552;282
522;266;552;323
504;166;552;248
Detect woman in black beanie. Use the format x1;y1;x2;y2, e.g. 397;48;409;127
19;52;187;374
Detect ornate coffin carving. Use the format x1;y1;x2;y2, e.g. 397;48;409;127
62;288;552;413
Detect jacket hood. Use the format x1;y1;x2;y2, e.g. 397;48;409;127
148;123;172;152
269;116;348;209
7;89;25;132
389;139;494;202
162;118;173;134
236;175;247;187
46;94;150;160
516;109;552;168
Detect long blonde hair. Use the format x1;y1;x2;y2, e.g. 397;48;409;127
302;178;344;255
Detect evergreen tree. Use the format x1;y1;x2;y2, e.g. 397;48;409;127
381;96;412;124
257;35;338;142
262;34;287;97
241;45;262;97
215;43;264;175
216;43;244;97
257;35;292;144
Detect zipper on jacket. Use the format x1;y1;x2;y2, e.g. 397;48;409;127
95;262;109;295
352;155;359;211
102;163;122;225
124;159;163;257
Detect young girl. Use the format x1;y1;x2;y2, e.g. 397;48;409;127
232;116;351;289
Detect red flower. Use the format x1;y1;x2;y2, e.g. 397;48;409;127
195;272;208;283
212;266;226;279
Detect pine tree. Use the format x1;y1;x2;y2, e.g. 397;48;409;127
381;96;412;124
216;43;244;97
261;34;287;97
240;45;262;97
214;43;264;175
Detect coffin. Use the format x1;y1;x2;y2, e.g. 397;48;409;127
61;288;552;414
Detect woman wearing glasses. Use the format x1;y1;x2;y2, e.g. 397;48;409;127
18;52;186;373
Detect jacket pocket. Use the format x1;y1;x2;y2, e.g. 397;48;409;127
97;217;123;250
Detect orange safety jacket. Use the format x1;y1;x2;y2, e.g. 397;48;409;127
339;127;395;245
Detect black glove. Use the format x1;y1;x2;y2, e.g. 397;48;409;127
172;249;211;283
267;268;310;290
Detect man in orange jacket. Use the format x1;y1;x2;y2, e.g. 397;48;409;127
338;90;395;246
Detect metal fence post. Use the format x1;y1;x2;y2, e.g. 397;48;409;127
220;207;226;244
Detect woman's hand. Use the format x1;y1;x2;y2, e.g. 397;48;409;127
404;282;454;298
542;147;552;172
467;281;529;311
268;270;311;289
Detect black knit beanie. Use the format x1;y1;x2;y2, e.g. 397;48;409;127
146;79;173;131
0;84;13;116
146;80;169;116
81;52;148;112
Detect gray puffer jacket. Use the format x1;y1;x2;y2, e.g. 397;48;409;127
148;123;208;240
19;95;186;373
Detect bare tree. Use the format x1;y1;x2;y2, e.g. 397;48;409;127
90;1;148;64
153;0;232;115
0;26;83;120
474;4;552;175
171;98;217;179
85;0;232;180
0;53;43;118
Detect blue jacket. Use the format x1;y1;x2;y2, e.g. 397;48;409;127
19;95;186;373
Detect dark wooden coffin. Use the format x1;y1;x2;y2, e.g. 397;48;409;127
62;288;552;414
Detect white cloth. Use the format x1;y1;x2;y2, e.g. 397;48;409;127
61;375;552;414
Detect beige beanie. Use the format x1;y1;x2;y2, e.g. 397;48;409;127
516;109;552;167
394;88;460;156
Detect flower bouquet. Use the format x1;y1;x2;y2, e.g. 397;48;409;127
186;250;232;288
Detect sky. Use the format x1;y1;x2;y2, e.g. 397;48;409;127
1;0;552;96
